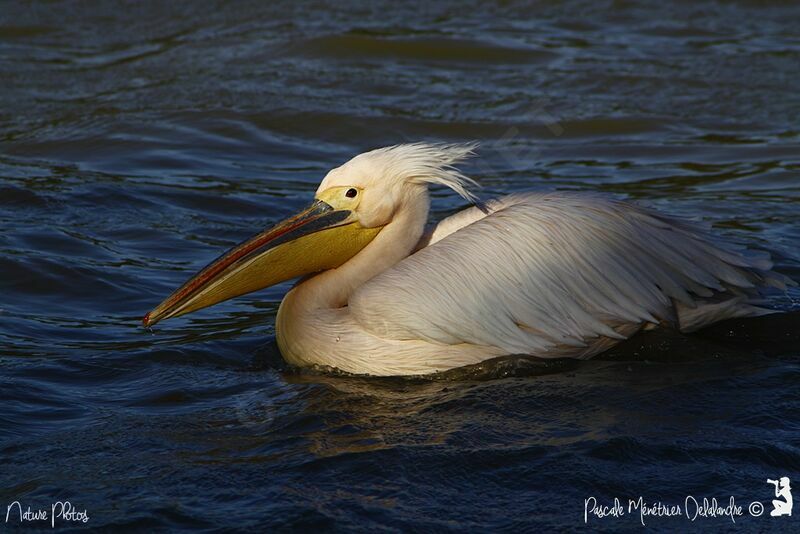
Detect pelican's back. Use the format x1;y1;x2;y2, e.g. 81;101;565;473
349;192;793;359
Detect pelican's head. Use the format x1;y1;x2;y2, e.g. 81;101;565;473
143;142;478;327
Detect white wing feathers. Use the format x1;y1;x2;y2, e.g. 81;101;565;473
349;192;790;358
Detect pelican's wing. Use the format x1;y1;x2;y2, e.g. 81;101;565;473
349;192;791;357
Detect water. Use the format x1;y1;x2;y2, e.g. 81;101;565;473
2;0;800;530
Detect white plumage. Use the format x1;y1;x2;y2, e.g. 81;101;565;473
353;193;787;351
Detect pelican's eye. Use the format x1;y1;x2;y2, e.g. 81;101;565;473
345;188;358;198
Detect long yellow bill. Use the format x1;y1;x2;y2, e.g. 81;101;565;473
143;198;380;327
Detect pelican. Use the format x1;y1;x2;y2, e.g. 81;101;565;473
144;143;793;376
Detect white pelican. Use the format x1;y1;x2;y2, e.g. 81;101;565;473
144;143;793;376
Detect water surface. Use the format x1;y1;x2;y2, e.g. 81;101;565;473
2;1;800;530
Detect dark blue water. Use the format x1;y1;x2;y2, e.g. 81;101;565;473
2;1;800;530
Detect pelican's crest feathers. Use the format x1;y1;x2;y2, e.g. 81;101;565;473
329;142;480;203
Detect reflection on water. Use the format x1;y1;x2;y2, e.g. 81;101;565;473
1;0;800;529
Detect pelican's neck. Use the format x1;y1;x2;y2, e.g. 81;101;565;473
293;193;429;310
